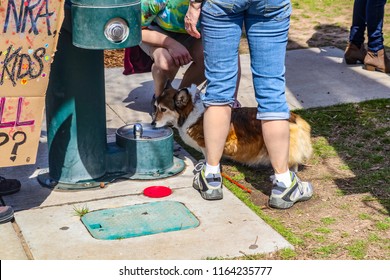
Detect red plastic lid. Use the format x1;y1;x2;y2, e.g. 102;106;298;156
143;186;172;198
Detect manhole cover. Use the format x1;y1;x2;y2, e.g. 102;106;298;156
81;201;199;240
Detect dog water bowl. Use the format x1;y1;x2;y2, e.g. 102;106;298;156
116;123;185;179
81;201;199;240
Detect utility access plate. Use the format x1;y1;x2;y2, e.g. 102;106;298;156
81;201;199;240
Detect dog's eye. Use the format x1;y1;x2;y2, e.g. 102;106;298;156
161;108;167;112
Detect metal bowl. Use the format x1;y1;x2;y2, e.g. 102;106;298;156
115;123;184;179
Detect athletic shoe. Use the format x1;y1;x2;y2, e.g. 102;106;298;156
269;172;313;209
193;161;223;200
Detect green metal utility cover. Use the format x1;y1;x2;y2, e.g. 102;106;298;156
81;201;199;240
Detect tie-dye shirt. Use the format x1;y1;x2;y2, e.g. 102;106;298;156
141;0;189;33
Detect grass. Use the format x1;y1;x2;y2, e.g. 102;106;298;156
174;98;390;259
73;204;90;217
297;99;390;193
289;0;390;51
314;244;338;258
223;179;305;246
321;217;336;225
346;240;367;259
173;1;390;260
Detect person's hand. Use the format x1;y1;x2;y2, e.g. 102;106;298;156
167;41;193;67
185;2;202;39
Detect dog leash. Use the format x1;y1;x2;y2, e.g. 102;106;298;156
221;172;252;194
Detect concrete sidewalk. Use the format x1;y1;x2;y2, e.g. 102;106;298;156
0;47;389;260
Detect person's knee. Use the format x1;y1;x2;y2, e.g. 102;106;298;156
152;50;177;72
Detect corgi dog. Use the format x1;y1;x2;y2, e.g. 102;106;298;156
152;82;312;171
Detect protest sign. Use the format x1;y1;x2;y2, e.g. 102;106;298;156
0;0;64;167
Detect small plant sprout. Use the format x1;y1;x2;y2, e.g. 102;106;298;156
73;204;90;217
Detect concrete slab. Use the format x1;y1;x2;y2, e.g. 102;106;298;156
1;131;292;259
285;47;390;110
234;47;390;110
14;186;290;260
1;47;389;260
0;223;28;260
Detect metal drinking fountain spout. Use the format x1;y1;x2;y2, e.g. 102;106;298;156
133;123;143;139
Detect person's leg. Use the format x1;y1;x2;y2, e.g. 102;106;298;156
178;34;240;105
349;0;368;47
345;0;368;64
149;46;180;97
193;0;244;200
246;0;312;208
245;1;291;177
363;0;389;73
201;4;243;166
366;0;386;52
261;120;290;174
233;56;242;108
344;0;367;64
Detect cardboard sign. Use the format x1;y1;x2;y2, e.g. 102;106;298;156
0;0;64;167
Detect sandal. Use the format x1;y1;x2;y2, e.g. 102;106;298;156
0;176;21;196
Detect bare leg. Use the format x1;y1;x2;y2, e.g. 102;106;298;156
261;119;290;174
203;105;232;166
150;47;180;96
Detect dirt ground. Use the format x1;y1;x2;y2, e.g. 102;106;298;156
103;14;390;260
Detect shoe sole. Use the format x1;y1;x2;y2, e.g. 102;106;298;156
193;178;223;200
345;59;364;65
268;195;311;209
364;64;389;73
0;209;14;224
200;189;223;200
0;188;21;196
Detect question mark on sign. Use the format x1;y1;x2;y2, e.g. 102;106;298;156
10;131;27;162
0;132;10;147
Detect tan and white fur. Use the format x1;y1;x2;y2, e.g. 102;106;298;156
152;82;313;171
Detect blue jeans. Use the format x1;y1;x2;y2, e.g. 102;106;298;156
200;0;291;120
349;0;387;52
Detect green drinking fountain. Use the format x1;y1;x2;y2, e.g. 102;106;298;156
38;0;185;190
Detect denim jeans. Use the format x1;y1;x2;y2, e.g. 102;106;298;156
200;0;291;120
349;0;387;52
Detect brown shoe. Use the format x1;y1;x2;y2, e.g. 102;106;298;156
363;49;390;73
344;43;367;64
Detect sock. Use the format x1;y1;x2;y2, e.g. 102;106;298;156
204;163;221;188
204;163;220;177
274;170;292;188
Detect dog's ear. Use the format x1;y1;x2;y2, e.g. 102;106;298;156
174;89;190;109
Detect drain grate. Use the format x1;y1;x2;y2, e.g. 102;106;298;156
81;201;199;240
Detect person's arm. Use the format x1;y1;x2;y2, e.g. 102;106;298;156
185;0;202;39
142;28;193;67
141;27;176;48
